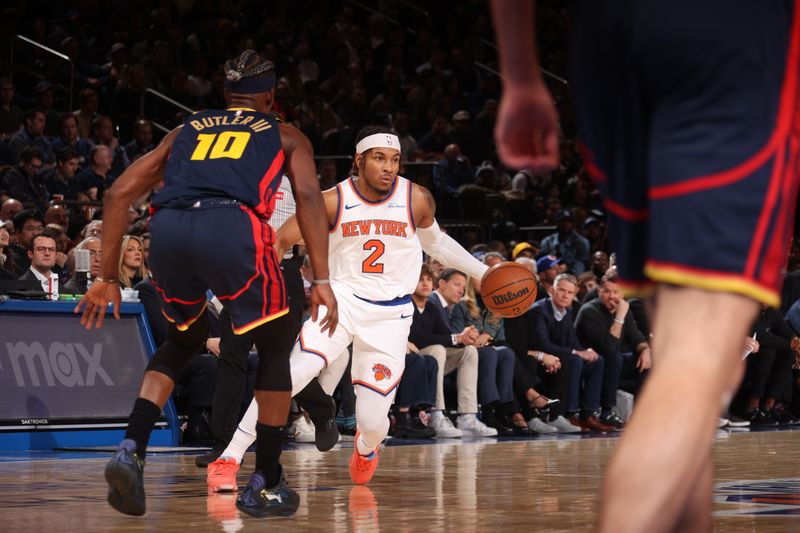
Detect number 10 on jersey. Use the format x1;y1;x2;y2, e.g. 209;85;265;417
190;131;252;160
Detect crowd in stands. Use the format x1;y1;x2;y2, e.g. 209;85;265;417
0;0;798;443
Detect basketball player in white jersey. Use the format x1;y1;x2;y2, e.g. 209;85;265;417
212;125;490;491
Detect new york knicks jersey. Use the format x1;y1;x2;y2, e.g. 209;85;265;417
329;176;422;301
151;108;284;219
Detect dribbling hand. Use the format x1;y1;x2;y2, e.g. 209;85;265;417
310;284;338;336
74;280;121;330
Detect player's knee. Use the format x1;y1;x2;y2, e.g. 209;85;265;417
146;340;199;382
255;353;292;391
358;411;390;440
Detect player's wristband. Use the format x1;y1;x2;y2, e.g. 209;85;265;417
95;276;120;284
613;317;625;325
535;351;544;362
311;279;331;285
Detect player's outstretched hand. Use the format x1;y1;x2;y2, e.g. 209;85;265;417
494;84;560;172
74;280;121;330
310;284;338;336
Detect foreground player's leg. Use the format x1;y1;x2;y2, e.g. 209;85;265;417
598;287;757;533
349;384;399;485
208;349;349;493
236;315;299;518
106;315;208;516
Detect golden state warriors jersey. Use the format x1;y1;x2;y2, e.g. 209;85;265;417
152;108;283;219
329;176;422;300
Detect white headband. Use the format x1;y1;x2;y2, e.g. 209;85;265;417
355;133;402;155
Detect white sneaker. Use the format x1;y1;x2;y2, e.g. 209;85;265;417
527;417;557;434
717;417;730;428
547;415;582;433
430;415;463;438
291;414;315;443
456;414;498;437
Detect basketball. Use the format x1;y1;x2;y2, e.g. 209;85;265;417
480;261;538;318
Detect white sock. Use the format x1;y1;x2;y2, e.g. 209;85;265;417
430;410;444;422
356;432;375;456
221;399;259;463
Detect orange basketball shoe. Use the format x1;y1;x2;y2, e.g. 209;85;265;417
207;457;240;493
349;432;380;485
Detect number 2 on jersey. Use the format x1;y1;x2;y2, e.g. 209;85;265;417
362;239;385;274
190;131;251;160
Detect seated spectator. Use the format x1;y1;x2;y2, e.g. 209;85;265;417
7;209;44;276
536;255;561;300
0;220;14;277
417;113;453;158
742;305;799;426
89;115;130;177
577;271;598;303
409;264;496;438
19;232;59;300
73;87;99;140
530;273;612;432
512;241;537;261
8;109;55;165
75;145;115;197
539;208;590;275
50;113;92;168
123;119;155;162
33;81;60;139
62;236;101;295
590;250;610;279
0;198;23;224
433;143;473;199
41;147;82;201
450;274;533;435
44;222;70;273
118;234;146;288
2;147;49;211
393;110;417;161
317;158;339;190
575;270;652;429
432;268;517;436
0;77;24;141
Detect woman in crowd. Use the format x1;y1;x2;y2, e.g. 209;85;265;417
118;234;146;288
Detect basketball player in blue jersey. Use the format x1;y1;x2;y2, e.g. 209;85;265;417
209;125;493;490
491;1;800;531
75;50;337;518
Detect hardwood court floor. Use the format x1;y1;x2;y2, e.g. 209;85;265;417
1;429;798;532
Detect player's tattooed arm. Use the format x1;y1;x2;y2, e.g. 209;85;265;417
412;183;437;229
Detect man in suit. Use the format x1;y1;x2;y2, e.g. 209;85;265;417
409;263;488;438
427;267;498;436
529;273;613;432
20;232;58;300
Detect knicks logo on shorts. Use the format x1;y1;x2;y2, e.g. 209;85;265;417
372;363;392;382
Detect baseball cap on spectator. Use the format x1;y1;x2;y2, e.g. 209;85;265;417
555;209;574;222
584;217;600;227
34;81;52;94
537;255;562;272
512;241;535;260
475;161;495;179
452;110;470;122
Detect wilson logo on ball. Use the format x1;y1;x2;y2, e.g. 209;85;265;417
491;286;531;306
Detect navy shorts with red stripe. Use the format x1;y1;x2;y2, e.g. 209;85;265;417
148;200;288;333
570;0;800;305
